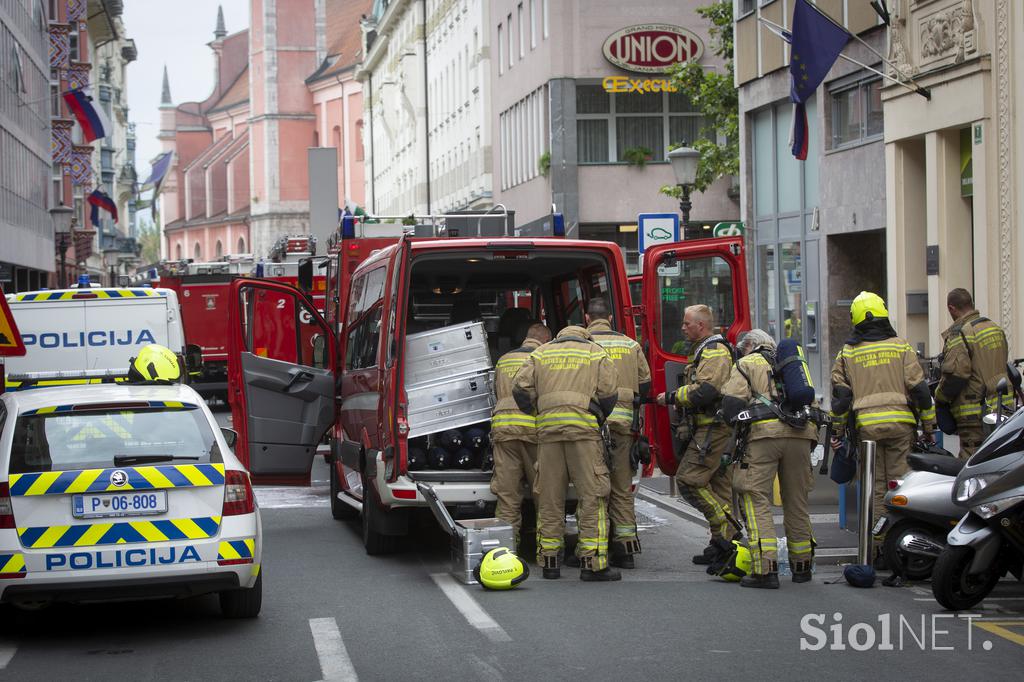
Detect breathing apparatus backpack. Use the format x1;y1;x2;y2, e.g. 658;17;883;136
773;338;815;410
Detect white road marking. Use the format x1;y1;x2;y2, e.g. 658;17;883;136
309;617;358;682
431;573;512;643
0;643;15;669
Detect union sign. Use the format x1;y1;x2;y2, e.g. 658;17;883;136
602;24;704;74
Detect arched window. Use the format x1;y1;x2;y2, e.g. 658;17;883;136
355;120;365;161
333;125;342;162
238;236;246;253
175;243;182;259
193;242;201;261
215;240;223;258
313;130;320;147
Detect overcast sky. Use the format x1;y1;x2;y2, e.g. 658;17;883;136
125;0;249;186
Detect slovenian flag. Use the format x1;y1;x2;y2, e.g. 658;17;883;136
88;189;118;227
63;89;111;142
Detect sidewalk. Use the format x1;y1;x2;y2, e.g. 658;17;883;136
638;474;859;564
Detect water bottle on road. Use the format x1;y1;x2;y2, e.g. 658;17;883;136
777;537;791;576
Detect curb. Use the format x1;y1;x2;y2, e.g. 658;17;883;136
636;488;859;566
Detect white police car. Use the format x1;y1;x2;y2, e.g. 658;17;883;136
0;382;262;617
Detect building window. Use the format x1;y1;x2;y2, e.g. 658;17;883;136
576;84;706;165
498;23;504;75
176;243;183;259
12;44;27;94
237;237;246;253
215;240;223;258
194;242;201;260
507;13;514;68
517;3;525;58
830;78;883;148
738;0;756;15
529;0;537;49
542;0;548;38
51;163;63;208
500;86;547;190
69;31;79;61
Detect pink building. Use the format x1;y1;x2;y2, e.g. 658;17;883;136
160;1;368;261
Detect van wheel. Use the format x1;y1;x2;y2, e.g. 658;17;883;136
361;475;403;555
220;572;263;618
330;464;356;520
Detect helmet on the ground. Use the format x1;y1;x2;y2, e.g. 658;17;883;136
850;291;889;326
473;547;529;590
716;540;752;582
127;344;181;384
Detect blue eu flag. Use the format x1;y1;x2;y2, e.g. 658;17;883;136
789;0;850;104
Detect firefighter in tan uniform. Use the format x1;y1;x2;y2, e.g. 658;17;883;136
830;292;936;566
585;298;651;569
490;322;551;548
935;288;1010;459
723;330;818;589
512;324;619;581
656;304;739;567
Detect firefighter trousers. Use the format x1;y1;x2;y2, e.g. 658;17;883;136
859;423;914;538
674;425;736;542
733;437;815;574
955;424;985;460
536;438;611;570
490;438;537;545
608;427;639;554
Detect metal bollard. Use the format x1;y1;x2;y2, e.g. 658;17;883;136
857;440;877;565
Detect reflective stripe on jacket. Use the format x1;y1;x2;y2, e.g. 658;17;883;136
511;326;617;442
587;318;651;432
491;337;542;442
936;311;1009;424
673;337;732;427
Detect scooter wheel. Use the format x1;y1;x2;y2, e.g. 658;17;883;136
931;545;1000;610
882;519;941;581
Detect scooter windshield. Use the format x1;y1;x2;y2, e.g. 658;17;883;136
970;406;1024;466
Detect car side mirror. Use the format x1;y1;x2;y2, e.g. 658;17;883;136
298;258;314;294
220;427;238;449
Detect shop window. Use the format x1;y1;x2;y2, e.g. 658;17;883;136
577;84;707;165
830;78;883;148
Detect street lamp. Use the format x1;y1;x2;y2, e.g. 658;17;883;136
50;204;75;289
668;145;700;233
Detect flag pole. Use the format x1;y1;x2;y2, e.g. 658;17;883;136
757;16;928;99
798;0;931;100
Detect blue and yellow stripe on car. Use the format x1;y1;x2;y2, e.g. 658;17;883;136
4;377;133;391
17;516;222;549
11;289;165;302
217;539;255;562
20;400;198;416
9;463;225;497
0;553;26;576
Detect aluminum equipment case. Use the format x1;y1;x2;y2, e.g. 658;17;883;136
417;483;515;584
406;371;495;438
405;321;491;386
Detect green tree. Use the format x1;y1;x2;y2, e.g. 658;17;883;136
660;0;738;197
137;219;161;264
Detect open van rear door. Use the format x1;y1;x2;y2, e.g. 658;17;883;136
640;238;750;476
228;279;337;484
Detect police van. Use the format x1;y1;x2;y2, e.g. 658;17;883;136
0;381;263;616
4;282;189;390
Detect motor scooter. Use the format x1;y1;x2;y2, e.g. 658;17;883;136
878;443;963;580
932;376;1024;610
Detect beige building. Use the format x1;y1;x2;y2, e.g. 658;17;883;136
883;0;1024;355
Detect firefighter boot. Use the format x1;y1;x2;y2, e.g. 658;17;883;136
579;555;622;582
740;560;780;589
792;560;813;584
542;555;561;580
610;539;640;569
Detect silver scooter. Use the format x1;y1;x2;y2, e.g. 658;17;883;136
932;376;1024;610
878;443;963;580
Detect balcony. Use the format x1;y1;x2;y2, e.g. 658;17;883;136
122;39;137;63
100;234;139;256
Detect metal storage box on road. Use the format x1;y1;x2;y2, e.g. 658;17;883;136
405;322;491;386
406;371;496;438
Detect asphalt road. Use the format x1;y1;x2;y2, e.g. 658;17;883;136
1;453;1023;679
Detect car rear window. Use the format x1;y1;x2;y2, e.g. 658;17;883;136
10;407;220;474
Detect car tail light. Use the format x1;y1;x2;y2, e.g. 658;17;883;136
887;479;903;490
217;557;253;566
393;488;416;500
0;482;15;529
222;470;255;516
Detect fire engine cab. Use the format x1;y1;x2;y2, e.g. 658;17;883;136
225;211;749;555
